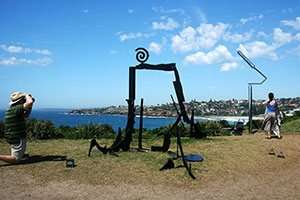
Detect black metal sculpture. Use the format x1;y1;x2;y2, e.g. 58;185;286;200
89;48;195;153
89;48;201;144
158;101;198;179
88;48;202;178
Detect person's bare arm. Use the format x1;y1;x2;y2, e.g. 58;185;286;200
262;100;267;106
24;94;34;118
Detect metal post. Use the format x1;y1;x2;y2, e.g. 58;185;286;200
138;98;144;150
238;51;267;134
248;84;253;134
129;67;136;101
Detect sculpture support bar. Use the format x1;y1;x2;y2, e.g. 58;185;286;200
138;98;144;150
237;50;267;134
129;67;136;101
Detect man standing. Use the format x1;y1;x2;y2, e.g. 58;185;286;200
0;92;34;164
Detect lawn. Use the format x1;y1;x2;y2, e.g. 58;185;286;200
1;130;299;188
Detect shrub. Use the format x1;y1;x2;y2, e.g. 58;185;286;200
26;118;63;139
98;124;117;139
194;120;231;137
5;117;239;140
146;122;189;138
57;125;74;139
282;111;300;123
63;122;116;140
25;119;117;140
245;120;263;130
218;120;234;129
281;118;300;133
142;120;233;139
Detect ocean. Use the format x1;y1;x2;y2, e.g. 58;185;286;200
0;109;246;131
0;109;177;131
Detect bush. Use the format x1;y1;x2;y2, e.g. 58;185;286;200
141;120;233;139
245;120;263;130
218;120;234;129
146;122;189;138
62;122;116;140
282;111;300;123
281;118;300;133
2;118;118;140
194;120;231;137
57;125;74;139
26;118;63;139
4;117;238;140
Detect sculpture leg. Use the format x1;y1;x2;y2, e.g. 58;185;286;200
88;138;108;156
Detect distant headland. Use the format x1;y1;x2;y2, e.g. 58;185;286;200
67;97;300;118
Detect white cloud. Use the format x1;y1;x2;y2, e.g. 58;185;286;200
282;8;294;13
0;57;53;66
171;26;197;53
281;17;300;30
240;14;264;24
128;9;135;14
152;7;184;15
149;42;162;54
220;62;238;72
0;57;17;65
196;23;229;49
33;49;52;55
295;33;300;41
171;23;229;53
237;28;293;60
119;32;155;41
223;30;253;43
194;7;207;24
257;31;268;38
290;45;300;58
0;44;52;55
0;45;23;53
272;28;292;47
237;41;277;60
183;45;235;66
152;17;179;30
110;50;118;54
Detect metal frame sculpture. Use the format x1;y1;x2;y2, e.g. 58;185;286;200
88;48;201;178
237;51;267;134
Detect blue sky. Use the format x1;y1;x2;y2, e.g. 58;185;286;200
0;0;300;109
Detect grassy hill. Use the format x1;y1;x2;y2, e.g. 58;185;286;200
281;118;300;133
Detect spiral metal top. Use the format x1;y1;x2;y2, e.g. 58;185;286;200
135;47;149;64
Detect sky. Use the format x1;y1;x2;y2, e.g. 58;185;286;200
0;0;300;109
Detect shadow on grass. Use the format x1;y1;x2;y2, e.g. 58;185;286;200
0;155;67;167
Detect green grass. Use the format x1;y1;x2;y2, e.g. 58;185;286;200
1;132;300;187
281;118;300;133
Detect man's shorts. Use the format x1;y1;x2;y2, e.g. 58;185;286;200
11;138;27;160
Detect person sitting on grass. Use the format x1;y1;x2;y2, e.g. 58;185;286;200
0;92;34;164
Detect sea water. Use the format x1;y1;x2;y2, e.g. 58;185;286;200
0;109;176;131
0;109;246;131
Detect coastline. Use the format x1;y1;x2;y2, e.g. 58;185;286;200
199;115;264;120
65;112;264;121
66;112;176;119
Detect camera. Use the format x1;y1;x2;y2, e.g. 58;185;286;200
27;94;35;102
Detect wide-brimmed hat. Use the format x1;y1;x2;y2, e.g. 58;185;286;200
9;92;25;105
